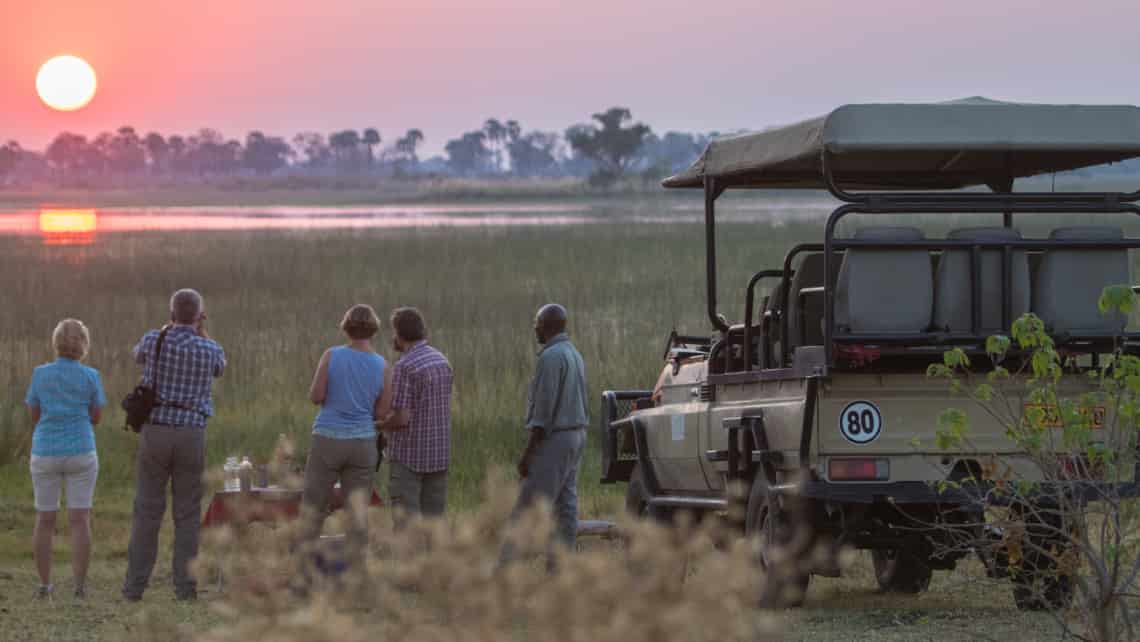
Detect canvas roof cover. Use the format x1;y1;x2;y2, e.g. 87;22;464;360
663;97;1140;190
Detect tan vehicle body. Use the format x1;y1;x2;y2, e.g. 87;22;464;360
641;359;1105;495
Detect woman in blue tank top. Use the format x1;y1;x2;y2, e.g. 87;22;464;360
300;304;391;564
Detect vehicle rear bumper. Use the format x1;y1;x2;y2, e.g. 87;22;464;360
796;480;1140;506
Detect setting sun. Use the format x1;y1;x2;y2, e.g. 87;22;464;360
35;55;97;112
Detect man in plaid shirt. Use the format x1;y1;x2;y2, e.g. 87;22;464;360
122;289;225;602
377;307;453;522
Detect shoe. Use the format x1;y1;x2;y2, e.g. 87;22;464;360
35;584;54;600
74;583;87;600
121;590;142;603
174;590;197;602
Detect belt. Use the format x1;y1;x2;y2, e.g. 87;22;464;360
549;426;587;433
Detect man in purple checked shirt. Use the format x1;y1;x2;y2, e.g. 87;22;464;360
376;307;454;524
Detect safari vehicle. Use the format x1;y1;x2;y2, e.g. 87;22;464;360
599;98;1140;607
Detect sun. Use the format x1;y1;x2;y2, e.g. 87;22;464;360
36;55;97;112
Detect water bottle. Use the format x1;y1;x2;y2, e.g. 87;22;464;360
224;456;240;492
238;456;254;492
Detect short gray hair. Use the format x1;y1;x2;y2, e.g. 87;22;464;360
170;289;204;324
53;319;90;360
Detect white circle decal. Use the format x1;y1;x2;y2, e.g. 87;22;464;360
839;401;882;444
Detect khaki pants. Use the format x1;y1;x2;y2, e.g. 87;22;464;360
299;435;377;566
123;424;205;599
388;460;448;525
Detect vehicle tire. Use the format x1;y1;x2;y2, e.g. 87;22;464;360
626;463;674;524
1008;502;1075;612
746;474;811;608
872;548;933;593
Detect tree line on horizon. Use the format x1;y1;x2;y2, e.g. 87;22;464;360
0;107;719;188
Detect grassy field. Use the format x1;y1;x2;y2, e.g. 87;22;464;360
3;200;1139;640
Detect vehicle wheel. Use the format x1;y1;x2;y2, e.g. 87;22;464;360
746;474;811;607
626;463;674;524
1008;502;1075;612
1013;568;1073;611
872;548;932;593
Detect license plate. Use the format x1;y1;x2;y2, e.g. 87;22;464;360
1024;404;1105;429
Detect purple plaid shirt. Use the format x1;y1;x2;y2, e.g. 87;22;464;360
134;326;226;428
387;342;453;473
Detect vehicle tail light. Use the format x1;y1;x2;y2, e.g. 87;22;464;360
1056;455;1103;481
828;458;889;481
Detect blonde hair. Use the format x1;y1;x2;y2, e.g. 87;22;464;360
53;318;90;360
340;304;380;340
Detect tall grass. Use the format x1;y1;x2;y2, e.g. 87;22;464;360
0;216;820;515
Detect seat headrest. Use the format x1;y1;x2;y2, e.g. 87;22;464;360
1049;226;1124;240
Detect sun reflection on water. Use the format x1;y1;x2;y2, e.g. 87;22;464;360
38;209;97;245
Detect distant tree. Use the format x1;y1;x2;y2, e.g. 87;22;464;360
167;135;188;172
362;128;381;166
143;132;168;173
46;132;91;174
242;131;292;174
445;130;492;175
392;129;425;175
565;107;652;186
292;132;331;168
109;126;146;173
508;131;560;177
634;131;711;178
483;118;507;173
328;129;362;168
505;120;522;144
184;129;240;175
0;141;21;179
395;129;424;162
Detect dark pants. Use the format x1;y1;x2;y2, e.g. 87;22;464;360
123;424;206;599
388;460;448;526
299;435;378;566
500;428;586;566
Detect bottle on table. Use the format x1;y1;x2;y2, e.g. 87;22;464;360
238;456;254;492
224;456;240;492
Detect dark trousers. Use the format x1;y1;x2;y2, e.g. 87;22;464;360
123;424;206;599
299;435;378;566
388;459;448;526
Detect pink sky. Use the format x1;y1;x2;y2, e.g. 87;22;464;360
2;0;1138;155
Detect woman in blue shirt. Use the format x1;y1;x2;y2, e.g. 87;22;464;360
25;319;106;600
300;304;390;566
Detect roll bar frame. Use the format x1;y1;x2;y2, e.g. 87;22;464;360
700;150;1140;371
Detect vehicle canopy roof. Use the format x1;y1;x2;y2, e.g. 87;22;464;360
663;97;1140;191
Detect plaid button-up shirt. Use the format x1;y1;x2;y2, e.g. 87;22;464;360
387;342;453;473
134;326;226;428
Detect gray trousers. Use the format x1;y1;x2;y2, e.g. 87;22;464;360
299;435;377;564
389;460;448;524
123;424;206;599
508;428;586;553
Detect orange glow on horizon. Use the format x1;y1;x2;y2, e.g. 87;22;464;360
39;209;97;245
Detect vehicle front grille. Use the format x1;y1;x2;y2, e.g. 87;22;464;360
699;383;716;402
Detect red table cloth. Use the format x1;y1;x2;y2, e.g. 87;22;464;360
202;486;384;528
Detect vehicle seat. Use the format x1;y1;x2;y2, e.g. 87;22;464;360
787;253;841;348
1034;226;1130;335
835;227;933;335
933;227;1030;335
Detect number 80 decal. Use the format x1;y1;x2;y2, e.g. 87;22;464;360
838;401;882;444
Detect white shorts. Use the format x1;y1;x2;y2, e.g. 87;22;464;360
30;452;99;512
